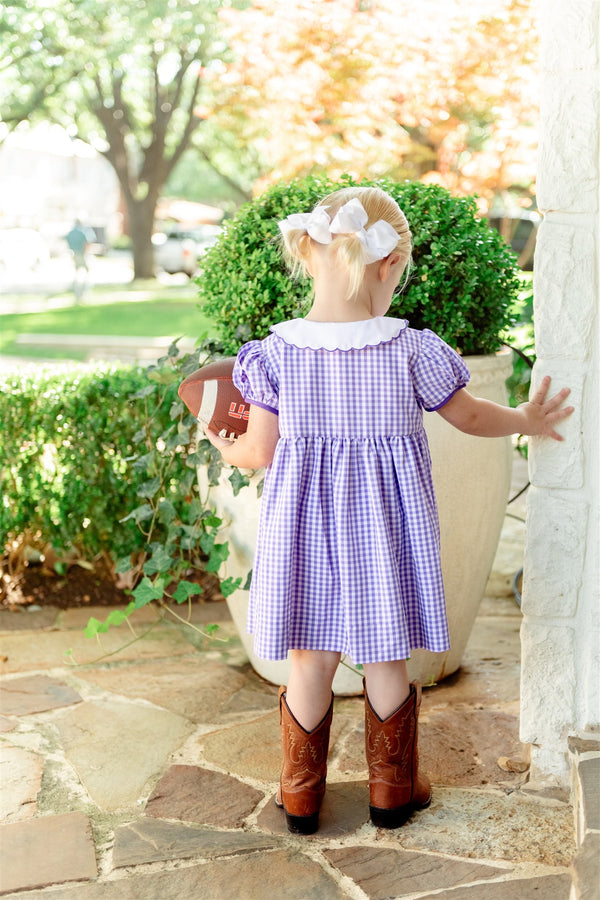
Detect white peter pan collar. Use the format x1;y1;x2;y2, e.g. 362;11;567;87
270;317;407;351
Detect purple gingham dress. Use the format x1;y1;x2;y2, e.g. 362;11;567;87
233;316;470;664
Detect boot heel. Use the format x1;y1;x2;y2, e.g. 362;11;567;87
285;810;319;835
369;804;411;829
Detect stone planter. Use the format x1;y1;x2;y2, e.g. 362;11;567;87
201;350;513;695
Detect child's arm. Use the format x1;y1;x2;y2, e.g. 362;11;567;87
437;375;574;441
202;404;280;469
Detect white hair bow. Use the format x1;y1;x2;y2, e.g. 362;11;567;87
278;198;398;263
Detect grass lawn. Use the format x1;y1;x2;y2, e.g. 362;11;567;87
0;286;216;360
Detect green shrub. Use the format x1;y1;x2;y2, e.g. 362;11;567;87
198;175;521;356
0;357;204;561
0;343;247;631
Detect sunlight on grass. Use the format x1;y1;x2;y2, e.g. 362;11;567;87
0;291;216;359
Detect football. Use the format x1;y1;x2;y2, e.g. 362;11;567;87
178;357;250;440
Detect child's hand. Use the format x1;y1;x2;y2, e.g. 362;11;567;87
200;420;236;451
520;376;574;441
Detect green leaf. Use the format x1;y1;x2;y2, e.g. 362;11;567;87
158;499;177;525
172;580;204;604
132;385;157;400
115;555;133;574
169;400;183;421
143;546;174;575
148;368;179;385
186;498;207;523
206;542;229;572
84;603;135;638
202;513;222;528
104;605;135;628
121;504;155;524
137;476;161;499
84;617;103;639
219;576;242;598
229;468;250;496
132;452;155;473
184;450;204;468
132;576;165;608
199;531;215;555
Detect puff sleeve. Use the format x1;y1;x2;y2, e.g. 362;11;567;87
412;329;470;411
233;340;279;415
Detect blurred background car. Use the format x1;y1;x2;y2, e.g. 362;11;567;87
0;228;51;272
152;223;222;277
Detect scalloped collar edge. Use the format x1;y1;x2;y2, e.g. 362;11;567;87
270;317;408;350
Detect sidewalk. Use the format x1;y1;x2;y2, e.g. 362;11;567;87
0;488;580;899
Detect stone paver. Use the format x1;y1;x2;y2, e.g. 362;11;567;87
571;832;600;900
0;494;581;900
2;851;350;899
199;709;281;782
0;745;44;822
53;699;194;811
399;786;575;867
420;708;527;787
258;780;370;837
324;845;503;898
144;764;263;828
0;673;81;716
77;658;277;724
0;811;97;895
578;757;600;831
336;704;527;788
200;709;346;783
113;819;278;867
0;624;197;673
417;873;573;899
428;614;522;708
0;607;60;632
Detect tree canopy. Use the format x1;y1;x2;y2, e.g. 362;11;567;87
0;0;227;276
208;0;537;210
0;0;538;277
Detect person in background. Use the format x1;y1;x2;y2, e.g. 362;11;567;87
65;219;94;301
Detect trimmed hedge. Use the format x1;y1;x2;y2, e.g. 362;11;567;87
1;363;190;559
198;175;521;356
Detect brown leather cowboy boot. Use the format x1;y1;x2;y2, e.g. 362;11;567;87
364;679;431;828
275;686;334;834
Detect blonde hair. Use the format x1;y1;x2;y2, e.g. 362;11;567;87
280;186;412;300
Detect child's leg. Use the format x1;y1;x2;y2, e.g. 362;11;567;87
286;649;341;730
362;659;410;718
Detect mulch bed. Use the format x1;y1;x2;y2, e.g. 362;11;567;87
1;556;224;610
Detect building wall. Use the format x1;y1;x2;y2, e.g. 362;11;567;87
521;0;600;785
0;124;121;246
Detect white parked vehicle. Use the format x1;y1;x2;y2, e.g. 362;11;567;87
152;224;222;277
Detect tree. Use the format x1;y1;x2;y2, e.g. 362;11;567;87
208;0;538;210
0;0;226;278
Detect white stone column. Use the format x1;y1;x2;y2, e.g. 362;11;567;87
520;0;600;786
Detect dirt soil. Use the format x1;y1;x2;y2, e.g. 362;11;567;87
1;556;224;611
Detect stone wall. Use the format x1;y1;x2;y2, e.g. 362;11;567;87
520;0;600;785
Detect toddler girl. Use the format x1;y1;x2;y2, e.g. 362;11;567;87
203;186;573;835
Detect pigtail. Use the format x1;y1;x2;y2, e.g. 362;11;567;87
279;227;313;282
